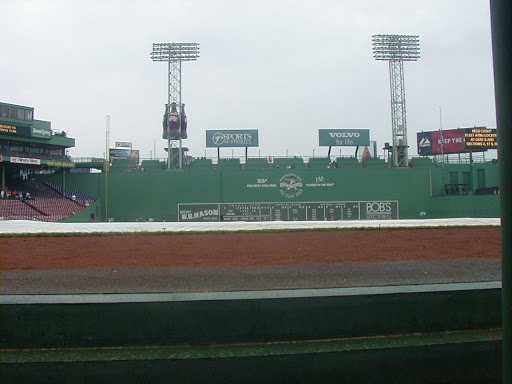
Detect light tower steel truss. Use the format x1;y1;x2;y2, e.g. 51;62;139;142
151;42;200;169
372;34;420;167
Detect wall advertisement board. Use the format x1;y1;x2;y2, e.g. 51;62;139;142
10;157;41;165
178;201;399;222
0;123;31;137
464;127;498;149
115;142;132;148
0;124;51;139
109;148;140;162
417;128;496;155
206;129;259;147
319;129;370;147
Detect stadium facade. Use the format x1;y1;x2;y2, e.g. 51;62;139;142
0;102;500;223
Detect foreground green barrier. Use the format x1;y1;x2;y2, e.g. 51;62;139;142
1;282;502;383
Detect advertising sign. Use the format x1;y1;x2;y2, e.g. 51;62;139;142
359;201;399;220
31;126;51;139
417;129;486;156
11;157;41;165
45;160;75;168
319;129;370;147
178;200;399;222
206;130;259;147
0;124;51;139
109;148;140;162
178;203;220;222
0;124;31;137
115;141;132;148
464;127;498;149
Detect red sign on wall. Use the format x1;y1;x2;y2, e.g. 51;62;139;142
417;128;489;155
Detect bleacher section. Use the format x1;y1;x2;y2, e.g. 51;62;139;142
271;157;306;169
410;157;434;168
42;181;96;207
0;180;96;222
187;158;213;170
109;159;138;172
25;199;83;222
141;160;164;171
216;158;241;170
307;157;331;169
336;157;361;169
362;157;389;169
245;158;270;170
0;200;45;221
22;179;61;198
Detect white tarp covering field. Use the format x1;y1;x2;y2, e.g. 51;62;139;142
0;218;500;235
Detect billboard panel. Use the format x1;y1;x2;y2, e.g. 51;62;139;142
179;201;399;222
109;148;140;162
417;129;486;155
319;129;370;147
0;123;31;137
0;123;51;139
206;130;259;147
11;157;41;165
115;141;132;148
464;127;498;149
31;126;51;139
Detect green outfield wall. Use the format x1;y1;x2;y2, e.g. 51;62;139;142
35;161;500;222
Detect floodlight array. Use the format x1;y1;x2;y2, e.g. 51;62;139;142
372;34;420;61
151;42;200;62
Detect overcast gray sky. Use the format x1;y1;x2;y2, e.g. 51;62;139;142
1;0;496;160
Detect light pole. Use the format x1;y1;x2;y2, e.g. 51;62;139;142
372;34;420;167
151;42;199;169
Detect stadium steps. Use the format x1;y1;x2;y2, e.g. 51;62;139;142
1;283;502;383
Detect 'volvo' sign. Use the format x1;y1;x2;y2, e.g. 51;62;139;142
319;129;370;147
206;129;259;147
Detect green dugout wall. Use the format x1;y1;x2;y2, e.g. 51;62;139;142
37;163;500;222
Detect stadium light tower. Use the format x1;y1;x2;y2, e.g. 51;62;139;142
151;42;200;169
372;34;420;167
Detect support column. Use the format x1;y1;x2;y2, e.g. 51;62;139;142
62;168;66;198
490;1;511;382
1;162;5;193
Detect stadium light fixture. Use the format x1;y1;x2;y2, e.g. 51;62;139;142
151;42;200;169
372;34;420;167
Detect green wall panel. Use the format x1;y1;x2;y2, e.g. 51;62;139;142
33;162;500;222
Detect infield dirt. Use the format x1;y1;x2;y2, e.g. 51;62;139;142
1;227;500;271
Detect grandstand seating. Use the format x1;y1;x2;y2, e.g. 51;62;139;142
1;180;96;222
26;198;83;222
42;181;96;203
0;200;45;221
23;179;61;198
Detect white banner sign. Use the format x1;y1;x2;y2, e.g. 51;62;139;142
10;157;41;165
115;141;132;148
